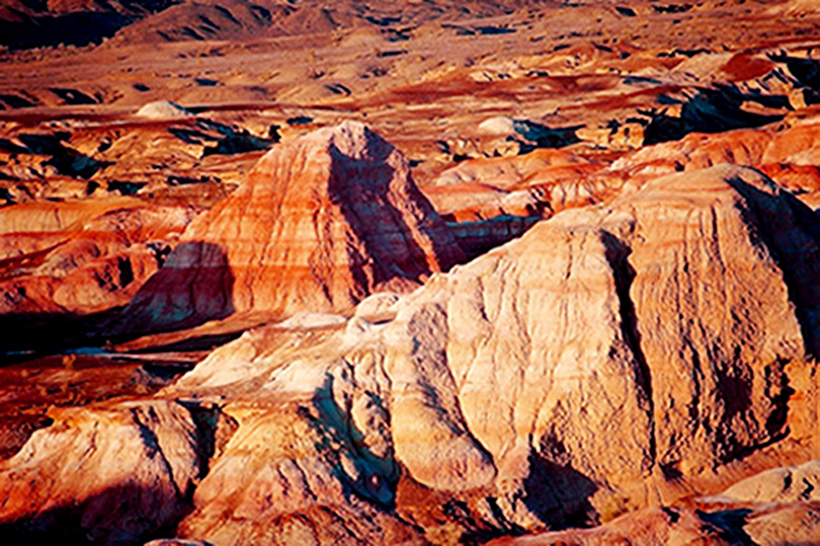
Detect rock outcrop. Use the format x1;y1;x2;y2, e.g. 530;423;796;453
0;202;194;319
372;164;816;527
0;400;217;544
489;462;820;546
134;100;193;120
425;149;605;222
718;460;820;504
5;1;820;544
485;506;731;546
706;461;820;546
123;121;463;333
423;149;615;260
744;502;820;546
8;163;816;544
168;164;818;541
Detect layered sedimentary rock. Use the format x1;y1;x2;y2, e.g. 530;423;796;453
0;202;194;316
8;162;817;544
517;461;820;546
611;116;820;183
167;164;820;541
0;400;215;544
707;461;820;546
717;460;820;504
4;0;820;543
123;121;463;332
486;506;731;546
493;494;820;546
423;149;615;260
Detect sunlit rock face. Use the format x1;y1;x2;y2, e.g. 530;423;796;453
0;200;194;316
0;400;209;544
493;460;820;546
8;160;813;544
122;121;463;333
3;0;820;544
3;124;820;545
165;164;819;542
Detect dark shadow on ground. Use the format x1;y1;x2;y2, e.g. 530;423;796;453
0;483;189;546
523;447;600;530
0;398;227;545
697;508;754;545
0;13;136;49
0;132;111;178
0;0;179;50
510;119;583;153
0;308;125;362
641;85;785;145
0;241;235;359
128;332;244;354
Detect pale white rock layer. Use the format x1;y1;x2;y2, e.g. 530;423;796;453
2;164;819;545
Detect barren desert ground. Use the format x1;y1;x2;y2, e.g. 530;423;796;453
1;0;820;544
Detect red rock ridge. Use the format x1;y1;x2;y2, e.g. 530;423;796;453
122;121;463;332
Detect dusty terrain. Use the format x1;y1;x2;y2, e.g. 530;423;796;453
1;0;820;544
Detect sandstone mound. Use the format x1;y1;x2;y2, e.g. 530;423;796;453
3;164;820;543
492;497;820;546
718;460;820;504
777;0;820;16
347;164;819;528
123;121;463;332
135;100;193;120
0;400;213;544
0;197;143;237
744;502;820;545
423;149;606;260
492;460;820;546
611;118;820;181
0;202;194;321
486;507;730;546
151;164;820;541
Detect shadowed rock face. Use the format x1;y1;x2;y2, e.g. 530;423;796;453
11;162;817;544
0;400;210;544
486;506;733;546
493;460;820;546
164;165;816;541
120;241;235;333
0;0;180;50
122;121;463;333
4;1;820;543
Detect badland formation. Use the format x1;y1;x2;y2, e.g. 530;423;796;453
1;1;820;544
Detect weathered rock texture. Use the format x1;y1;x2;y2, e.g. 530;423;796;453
164;164;819;542
0;400;214;544
123;121;463;332
712;460;820;546
8;162;817;544
718;460;820;504
484;462;820;546
4;1;820;543
0;201;194;316
486;506;730;546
